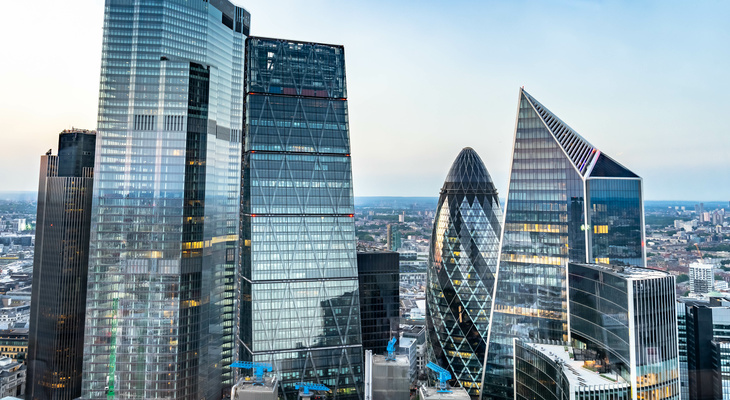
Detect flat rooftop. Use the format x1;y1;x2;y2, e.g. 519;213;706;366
525;343;628;388
418;386;470;400
373;353;410;367
232;376;278;399
572;262;669;280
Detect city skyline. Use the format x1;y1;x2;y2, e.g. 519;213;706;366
2;0;729;201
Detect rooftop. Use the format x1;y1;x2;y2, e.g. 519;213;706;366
526;343;628;389
232;376;278;398
571;263;670;280
418;385;471;400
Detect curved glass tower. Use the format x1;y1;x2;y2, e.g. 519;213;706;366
427;148;502;398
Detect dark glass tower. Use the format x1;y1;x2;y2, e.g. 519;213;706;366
357;251;400;354
482;89;645;400
28;130;96;400
82;1;250;399
241;37;363;399
427;148;502;398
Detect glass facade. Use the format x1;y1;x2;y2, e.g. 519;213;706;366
82;1;249;399
482;89;645;400
28;131;96;400
357;251;400;354
569;263;680;400
711;341;730;400
427;148;502;398
514;340;631;400
241;37;363;400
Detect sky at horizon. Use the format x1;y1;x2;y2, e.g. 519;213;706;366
1;0;728;200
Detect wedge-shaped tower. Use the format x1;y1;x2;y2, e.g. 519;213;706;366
427;148;502;398
481;89;645;400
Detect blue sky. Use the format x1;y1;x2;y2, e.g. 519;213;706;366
1;0;728;200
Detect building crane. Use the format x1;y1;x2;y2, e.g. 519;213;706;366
294;382;330;399
426;361;452;393
230;361;272;386
695;243;704;260
386;337;397;361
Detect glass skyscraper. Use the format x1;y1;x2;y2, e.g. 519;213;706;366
28;130;96;400
240;37;363;399
82;1;249;398
427;148;502;398
482;88;645;400
357;251;400;355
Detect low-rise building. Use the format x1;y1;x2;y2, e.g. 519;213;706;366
0;357;25;398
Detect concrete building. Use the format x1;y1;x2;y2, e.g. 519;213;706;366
364;351;410;400
690;262;715;297
230;376;278;400
0;358;25;398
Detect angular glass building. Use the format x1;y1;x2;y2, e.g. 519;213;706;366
240;37;363;399
427;148;502;398
482;88;645;400
81;1;250;398
28;130;95;400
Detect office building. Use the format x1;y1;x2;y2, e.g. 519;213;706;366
0;329;28;362
387;225;401;252
483;88;645;400
357;251;400;354
28;130;95;400
81;1;250;398
679;296;730;400
427;147;502;398
240;37;363;399
514;340;630;400
0;357;26;398
690;262;715;297
568;263;679;400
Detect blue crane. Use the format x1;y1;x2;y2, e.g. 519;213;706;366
386;337;397;361
426;361;452;393
230;361;273;386
294;382;330;397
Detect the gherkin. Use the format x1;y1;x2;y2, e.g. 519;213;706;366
426;147;502;398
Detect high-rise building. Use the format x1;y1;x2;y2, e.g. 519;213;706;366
482;88;645;400
689;262;714;297
427;148;502;398
81;1;249;398
678;296;730;400
357;251;400;354
568;263;680;400
240;37;363;399
28;130;96;400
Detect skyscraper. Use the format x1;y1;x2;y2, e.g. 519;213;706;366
28;129;96;400
81;1;249;398
357;251;400;354
240;37;363;399
482;88;645;400
427;148;502;398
